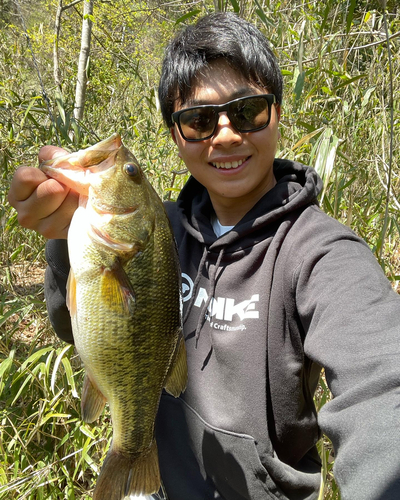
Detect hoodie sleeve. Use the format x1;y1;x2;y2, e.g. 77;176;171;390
293;209;400;499
44;239;74;344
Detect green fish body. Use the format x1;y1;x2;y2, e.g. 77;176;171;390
40;134;186;499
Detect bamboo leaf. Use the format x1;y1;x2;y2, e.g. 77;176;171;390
40;412;71;426
228;0;240;13
314;128;340;202
333;74;367;91
292;127;324;151
61;356;79;398
254;0;274;28
79;424;96;440
361;86;376;107
12;347;54;386
363;11;371;24
51;345;73;394
0;356;15;396
175;10;200;25
320;0;333;34
346;0;357;34
55;93;66;126
294;71;306;101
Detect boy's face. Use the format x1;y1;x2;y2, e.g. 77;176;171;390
170;60;281;224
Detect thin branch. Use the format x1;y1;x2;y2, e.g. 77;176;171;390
61;0;84;11
282;31;400;67
278;30;388;50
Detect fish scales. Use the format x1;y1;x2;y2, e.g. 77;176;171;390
40;134;187;499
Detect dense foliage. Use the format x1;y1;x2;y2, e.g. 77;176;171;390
1;0;399;498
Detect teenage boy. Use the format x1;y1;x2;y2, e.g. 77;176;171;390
8;12;400;500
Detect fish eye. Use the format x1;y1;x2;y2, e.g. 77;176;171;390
124;163;139;177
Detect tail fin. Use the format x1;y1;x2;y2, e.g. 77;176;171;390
93;439;160;500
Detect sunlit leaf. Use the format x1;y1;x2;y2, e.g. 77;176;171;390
313;128;340;203
51;345;73;395
175;10;200;25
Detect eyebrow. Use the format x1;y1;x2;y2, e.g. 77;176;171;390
184;88;258;108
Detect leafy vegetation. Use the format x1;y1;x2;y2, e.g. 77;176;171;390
1;0;399;498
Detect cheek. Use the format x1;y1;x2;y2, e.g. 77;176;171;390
179;142;207;166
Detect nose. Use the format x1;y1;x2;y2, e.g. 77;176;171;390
211;112;242;146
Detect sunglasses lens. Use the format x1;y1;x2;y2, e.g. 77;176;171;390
175;95;273;141
230;96;270;132
179;108;217;141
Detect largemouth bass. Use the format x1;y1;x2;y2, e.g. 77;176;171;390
40;134;186;499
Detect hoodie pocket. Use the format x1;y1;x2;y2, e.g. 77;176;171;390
180;398;320;500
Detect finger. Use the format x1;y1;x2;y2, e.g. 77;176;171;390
9;166;69;205
13;178;73;230
8;167;49;205
35;190;80;239
38;145;68;163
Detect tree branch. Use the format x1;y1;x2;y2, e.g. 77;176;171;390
62;0;84;11
282;31;400;67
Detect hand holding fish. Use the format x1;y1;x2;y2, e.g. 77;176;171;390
8;146;79;239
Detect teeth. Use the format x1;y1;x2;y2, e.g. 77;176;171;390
212;158;246;169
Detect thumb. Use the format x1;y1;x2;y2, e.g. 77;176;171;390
38;145;69;164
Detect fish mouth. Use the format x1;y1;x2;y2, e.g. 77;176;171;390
39;134;122;196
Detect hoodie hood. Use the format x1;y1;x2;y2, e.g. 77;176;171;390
176;158;323;251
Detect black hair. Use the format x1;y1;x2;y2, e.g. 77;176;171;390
158;12;283;128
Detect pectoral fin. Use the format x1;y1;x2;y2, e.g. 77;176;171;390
101;264;135;315
81;373;107;423
164;333;187;397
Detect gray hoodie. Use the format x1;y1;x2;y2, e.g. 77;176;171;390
44;159;400;500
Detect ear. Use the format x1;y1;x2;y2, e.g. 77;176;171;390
170;127;178;144
275;104;282;122
170;127;183;159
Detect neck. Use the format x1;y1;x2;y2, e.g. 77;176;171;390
210;178;277;226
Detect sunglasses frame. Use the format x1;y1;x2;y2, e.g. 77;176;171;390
171;93;277;142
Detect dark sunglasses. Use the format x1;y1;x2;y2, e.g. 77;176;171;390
171;94;277;142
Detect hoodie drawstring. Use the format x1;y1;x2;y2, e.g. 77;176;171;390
183;246;225;347
183;246;208;328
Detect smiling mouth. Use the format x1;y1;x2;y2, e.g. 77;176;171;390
211;157;250;169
